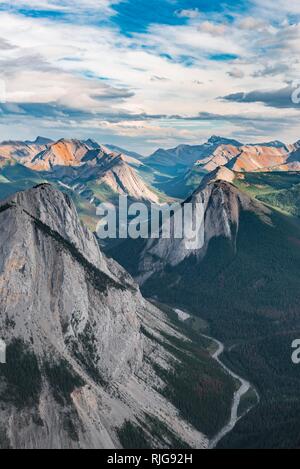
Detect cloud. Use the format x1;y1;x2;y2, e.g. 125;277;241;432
198;21;227;35
150;75;169;82
0;0;121;15
0;101;171;122
252;0;300;17
252;63;287;77
222;85;300;109
0;37;15;50
137;22;243;59
175;8;200;19
237;16;267;31
1;1;300;149
227;68;245;79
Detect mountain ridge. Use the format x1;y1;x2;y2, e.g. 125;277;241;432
0;183;239;449
107;172;300;449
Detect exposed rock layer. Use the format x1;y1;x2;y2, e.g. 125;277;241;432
0;184;207;449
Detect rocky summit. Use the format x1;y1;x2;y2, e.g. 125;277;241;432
0;183;210;449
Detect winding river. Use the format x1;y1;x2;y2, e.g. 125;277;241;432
201;333;258;449
174;309;259;449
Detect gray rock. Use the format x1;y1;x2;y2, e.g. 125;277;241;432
0;184;207;449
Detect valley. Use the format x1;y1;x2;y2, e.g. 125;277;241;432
1;135;300;448
0;183;240;449
108;173;300;448
205;335;258;449
170;308;259;449
2;0;300;452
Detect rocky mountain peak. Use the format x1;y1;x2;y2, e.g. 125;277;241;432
137;178;270;282
197;167;236;189
6;184;107;270
28;139;90;171
207;135;242;147
0;184;208;449
26;136;53;146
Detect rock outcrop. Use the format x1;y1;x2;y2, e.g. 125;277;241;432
136;179;271;282
0;184;207;449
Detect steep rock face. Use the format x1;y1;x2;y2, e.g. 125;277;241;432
7;184;109;272
82;152;160;203
0;184;208;449
199;166;235;186
0;184;142;383
136;180;270;282
66;150;160;204
28;139;91;171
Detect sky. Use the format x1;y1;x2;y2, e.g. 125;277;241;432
0;0;300;154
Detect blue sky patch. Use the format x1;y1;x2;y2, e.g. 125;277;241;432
112;0;250;34
0;0;298;150
209;53;239;61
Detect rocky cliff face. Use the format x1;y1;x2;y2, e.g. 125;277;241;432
0;184;207;449
77;151;160;203
136;180;271;283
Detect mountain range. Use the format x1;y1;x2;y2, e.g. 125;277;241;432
1;138;160;199
109;174;300;449
0;183;240;449
1;134;300;448
147;137;300;198
2;134;300;210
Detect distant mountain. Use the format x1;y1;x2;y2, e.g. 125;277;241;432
83;138;100;149
70;149;161;204
0;139;49;162
248;140;288;149
24;136;53;146
198;143;290;173
2;135;300;205
23;139;160;204
158;138;300;199
97;144;145;169
0;139;168;236
0;184;236;448
27;139;91;171
145;136;242;176
104;144;144;161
